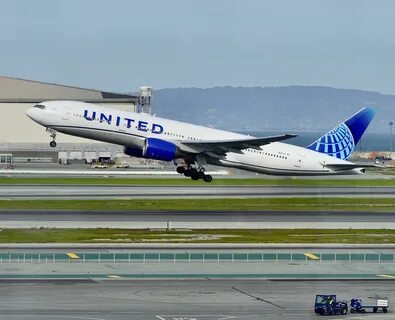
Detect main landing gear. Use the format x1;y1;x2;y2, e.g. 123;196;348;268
176;166;213;182
47;129;57;148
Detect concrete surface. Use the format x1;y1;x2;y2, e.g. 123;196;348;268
0;279;393;319
1;210;394;229
1;185;395;199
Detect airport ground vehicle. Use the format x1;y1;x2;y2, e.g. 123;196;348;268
350;298;389;313
314;294;348;315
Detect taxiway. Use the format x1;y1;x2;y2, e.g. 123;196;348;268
0;279;393;319
0;184;395;199
1;209;394;228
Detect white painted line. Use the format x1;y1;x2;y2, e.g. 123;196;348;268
0;315;108;319
156;316;237;319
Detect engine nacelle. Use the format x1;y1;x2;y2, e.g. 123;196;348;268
143;138;177;161
123;146;144;158
124;138;178;162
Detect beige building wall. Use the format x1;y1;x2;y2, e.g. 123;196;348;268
0;102;135;143
0;77;103;100
0;76;137;145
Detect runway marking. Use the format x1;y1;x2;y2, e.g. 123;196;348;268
156;316;237;320
232;286;284;309
378;274;395;278
304;252;320;260
67;252;80;259
0;315;108;320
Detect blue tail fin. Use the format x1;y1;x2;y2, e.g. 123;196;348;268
306;107;375;160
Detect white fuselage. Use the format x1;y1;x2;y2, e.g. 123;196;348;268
26;101;360;176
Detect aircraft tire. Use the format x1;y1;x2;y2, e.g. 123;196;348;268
176;166;185;174
191;173;199;180
203;175;213;183
49;141;57;148
184;167;194;177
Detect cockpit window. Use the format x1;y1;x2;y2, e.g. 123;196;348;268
33;104;46;109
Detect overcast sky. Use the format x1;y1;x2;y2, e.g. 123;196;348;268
1;0;395;94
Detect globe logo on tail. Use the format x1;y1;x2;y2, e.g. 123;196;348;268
307;107;374;160
308;123;355;160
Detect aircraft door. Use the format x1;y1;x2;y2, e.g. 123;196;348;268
294;157;302;169
62;107;70;120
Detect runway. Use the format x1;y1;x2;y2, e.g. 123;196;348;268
1;184;395;199
1;210;395;228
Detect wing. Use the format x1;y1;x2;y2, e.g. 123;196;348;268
178;134;297;155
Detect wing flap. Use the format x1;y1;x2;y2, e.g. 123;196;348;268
179;134;297;155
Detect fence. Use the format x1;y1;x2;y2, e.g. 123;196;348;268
0;252;394;264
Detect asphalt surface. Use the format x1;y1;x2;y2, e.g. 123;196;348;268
1;185;395;199
0;280;393;319
1;210;395;228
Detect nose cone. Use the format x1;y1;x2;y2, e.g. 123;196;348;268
26;106;43;124
25;107;34;119
26;107;39;121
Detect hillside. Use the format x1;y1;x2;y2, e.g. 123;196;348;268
150;86;395;133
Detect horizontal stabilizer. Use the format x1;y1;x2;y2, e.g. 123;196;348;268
323;163;378;171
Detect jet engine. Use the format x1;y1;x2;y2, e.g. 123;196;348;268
123;146;143;158
124;138;179;162
143;138;178;161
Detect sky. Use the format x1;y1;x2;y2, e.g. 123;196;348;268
1;0;395;94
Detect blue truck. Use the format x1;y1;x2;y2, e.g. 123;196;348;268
314;294;348;315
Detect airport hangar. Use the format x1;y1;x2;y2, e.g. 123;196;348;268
0;76;160;167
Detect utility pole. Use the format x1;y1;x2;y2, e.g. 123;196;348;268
390;121;394;155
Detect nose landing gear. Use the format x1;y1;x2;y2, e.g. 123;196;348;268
47;128;57;148
176;165;213;182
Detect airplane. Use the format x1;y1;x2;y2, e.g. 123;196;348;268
26;101;375;182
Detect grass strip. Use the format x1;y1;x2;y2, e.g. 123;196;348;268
1;228;395;243
1;177;395;186
1;198;395;211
